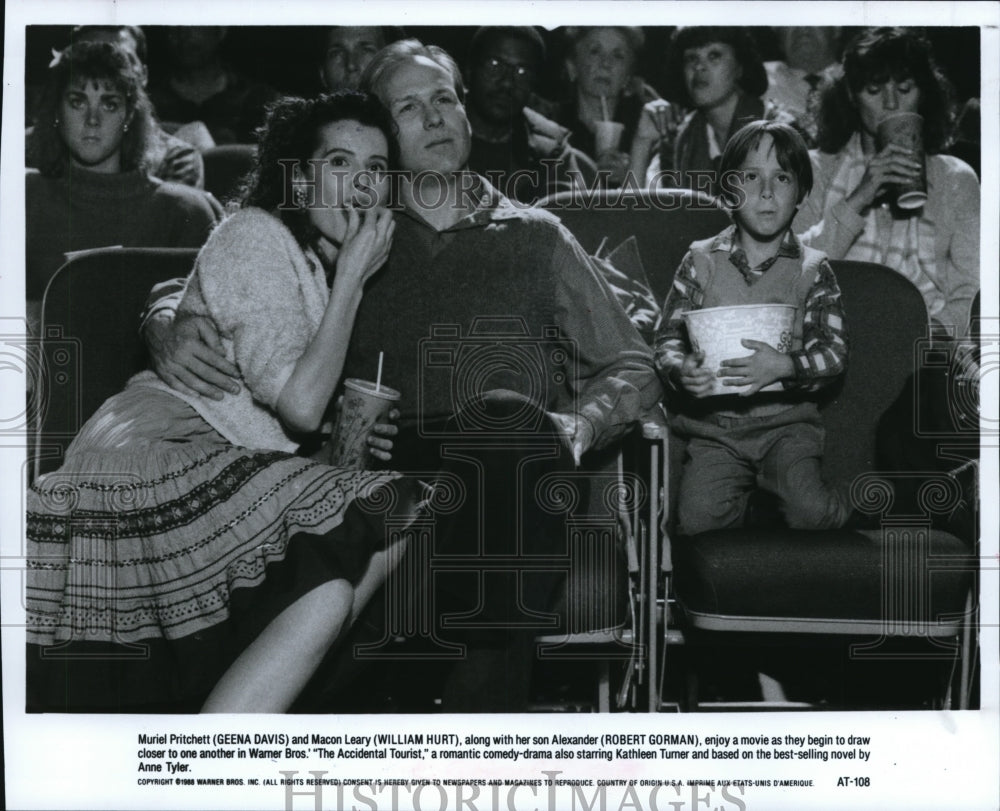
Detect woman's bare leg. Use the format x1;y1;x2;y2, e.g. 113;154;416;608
349;537;409;624
201;579;353;713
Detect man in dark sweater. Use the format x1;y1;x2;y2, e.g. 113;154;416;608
145;39;661;711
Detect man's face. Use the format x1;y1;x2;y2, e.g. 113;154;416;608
468;35;539;126
382;56;471;174
777;27;840;69
320;27;385;91
166;27;225;69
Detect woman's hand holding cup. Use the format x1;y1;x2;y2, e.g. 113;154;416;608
850;143;924;213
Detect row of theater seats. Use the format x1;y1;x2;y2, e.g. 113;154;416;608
29;189;980;712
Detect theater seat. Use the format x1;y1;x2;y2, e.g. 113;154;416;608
33;247;199;479
535;188;730;305
669;261;978;710
202;144;256;204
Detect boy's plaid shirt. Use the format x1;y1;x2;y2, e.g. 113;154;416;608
655;226;848;393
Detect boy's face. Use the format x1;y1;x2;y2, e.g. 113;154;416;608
731;134;800;243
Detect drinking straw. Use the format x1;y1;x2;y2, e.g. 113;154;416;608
376;351;384;393
600;95;610;122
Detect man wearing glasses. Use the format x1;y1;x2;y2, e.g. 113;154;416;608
465;26;593;202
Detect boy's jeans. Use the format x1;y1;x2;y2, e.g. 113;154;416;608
672;402;852;536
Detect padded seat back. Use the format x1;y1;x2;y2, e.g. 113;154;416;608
820;261;930;484
535;189;731;305
202;144;256;204
35;247;199;477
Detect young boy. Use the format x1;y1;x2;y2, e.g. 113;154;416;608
654;120;851;535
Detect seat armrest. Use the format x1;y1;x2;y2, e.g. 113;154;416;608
640;404;670;441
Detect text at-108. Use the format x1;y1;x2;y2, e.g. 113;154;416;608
837;777;871;787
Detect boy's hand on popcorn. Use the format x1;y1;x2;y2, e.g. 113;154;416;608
719;339;794;396
673;350;715;397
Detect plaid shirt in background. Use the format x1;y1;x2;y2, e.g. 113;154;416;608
655;226;848;393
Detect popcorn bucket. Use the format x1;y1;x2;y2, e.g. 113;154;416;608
683;304;796;395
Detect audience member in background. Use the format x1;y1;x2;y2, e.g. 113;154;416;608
764;27;842;145
948;96;980;179
641;27;775;193
318;26;404;92
148;26;279;144
69;25;205;187
25;41;221;333
465;26;594;202
556;26;657;187
27;91;422;714
793;27;979;337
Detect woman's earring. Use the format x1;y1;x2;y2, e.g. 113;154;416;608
123;122;129;133
293;186;307;207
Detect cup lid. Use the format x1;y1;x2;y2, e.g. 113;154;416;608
344;378;401;399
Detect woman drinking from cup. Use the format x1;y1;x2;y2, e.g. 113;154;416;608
26;91;424;714
793;27;979;336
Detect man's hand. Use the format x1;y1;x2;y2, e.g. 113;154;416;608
523;106;572;160
672;350;715;397
145;312;240;399
162;146;204;188
547;411;595;466
718;339;794;396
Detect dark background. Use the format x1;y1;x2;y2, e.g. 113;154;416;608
25;25;982;115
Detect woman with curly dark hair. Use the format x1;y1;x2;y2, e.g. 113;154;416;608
25;41;220;329
26;91;424;714
637;26;783;192
794;27;979;335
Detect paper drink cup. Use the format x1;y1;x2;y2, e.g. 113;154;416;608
682;304;797;396
593;121;625;155
329;378;400;469
875;112;928;210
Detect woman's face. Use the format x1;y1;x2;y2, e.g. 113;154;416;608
299;119;390;246
853;77;921;136
58;77;129;173
683;41;743;110
570;28;634;101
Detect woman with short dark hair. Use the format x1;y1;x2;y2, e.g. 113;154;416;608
639;26;779;192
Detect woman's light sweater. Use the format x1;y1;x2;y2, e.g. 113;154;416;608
131;207;331;452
